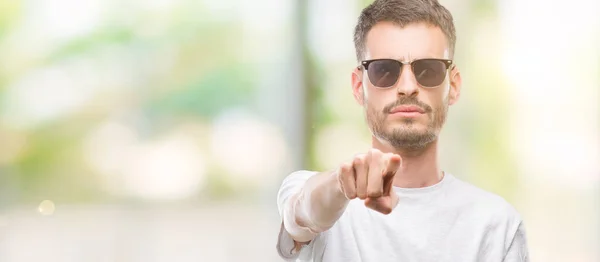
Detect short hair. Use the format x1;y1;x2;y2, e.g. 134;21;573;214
353;0;456;61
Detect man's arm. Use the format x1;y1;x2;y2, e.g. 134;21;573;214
282;170;349;242
276;150;402;259
276;170;348;260
280;150;402;243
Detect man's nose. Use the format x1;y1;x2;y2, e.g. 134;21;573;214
395;65;419;97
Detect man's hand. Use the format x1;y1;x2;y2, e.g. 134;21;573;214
282;149;401;243
337;149;401;214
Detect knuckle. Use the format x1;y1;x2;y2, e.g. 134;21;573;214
353;156;364;167
367;149;381;159
340;163;352;173
370;148;382;157
354;153;367;159
368;191;383;198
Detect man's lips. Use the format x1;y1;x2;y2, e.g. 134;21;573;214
389;105;426;114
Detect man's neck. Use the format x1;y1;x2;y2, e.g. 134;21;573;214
372;137;443;188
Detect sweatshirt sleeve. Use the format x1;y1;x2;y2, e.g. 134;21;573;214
503;222;530;262
276;170;318;261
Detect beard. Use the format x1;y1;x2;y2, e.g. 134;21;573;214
366;96;448;151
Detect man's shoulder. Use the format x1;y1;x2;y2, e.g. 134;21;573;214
447;174;521;222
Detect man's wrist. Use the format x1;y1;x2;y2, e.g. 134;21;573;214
329;168;349;201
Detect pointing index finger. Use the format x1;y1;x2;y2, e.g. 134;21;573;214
382;154;401;196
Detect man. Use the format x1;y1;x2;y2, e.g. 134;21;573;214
276;0;529;261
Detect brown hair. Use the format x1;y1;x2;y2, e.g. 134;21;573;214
353;0;456;61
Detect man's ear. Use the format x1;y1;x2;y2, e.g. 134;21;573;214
448;66;462;105
352;67;365;106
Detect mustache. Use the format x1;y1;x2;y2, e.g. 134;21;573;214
383;97;432;114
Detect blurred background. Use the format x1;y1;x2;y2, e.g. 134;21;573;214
0;0;598;261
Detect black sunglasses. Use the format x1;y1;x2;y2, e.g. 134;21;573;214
359;58;454;88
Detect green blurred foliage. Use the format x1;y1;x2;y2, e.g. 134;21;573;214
146;65;256;120
46;28;135;63
0;1;258;205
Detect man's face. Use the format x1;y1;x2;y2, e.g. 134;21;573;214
352;22;461;151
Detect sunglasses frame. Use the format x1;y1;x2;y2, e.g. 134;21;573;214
359;58;454;88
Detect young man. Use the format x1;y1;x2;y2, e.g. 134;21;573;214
276;0;529;261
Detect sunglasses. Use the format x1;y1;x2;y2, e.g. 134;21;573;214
359;58;454;88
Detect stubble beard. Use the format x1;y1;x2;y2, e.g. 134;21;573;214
366;97;448;151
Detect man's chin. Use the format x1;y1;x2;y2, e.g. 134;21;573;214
386;123;427;134
381;129;438;150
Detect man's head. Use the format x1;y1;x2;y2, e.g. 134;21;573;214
351;0;462;152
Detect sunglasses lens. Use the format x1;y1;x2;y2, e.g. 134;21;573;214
367;60;400;88
412;59;448;87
